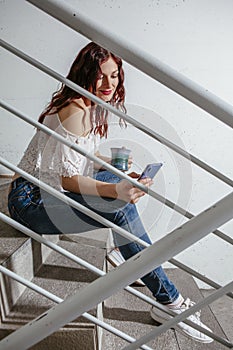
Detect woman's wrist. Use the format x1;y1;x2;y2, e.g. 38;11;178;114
98;182;117;199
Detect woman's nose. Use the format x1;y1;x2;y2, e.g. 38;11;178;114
102;76;111;87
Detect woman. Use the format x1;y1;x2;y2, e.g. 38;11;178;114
8;42;212;343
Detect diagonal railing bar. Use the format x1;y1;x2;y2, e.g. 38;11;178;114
0;142;231;306
0;266;153;350
1;101;232;246
27;0;233;130
1;191;232;349
169;258;233;299
211;228;233;245
1;39;233;189
0;212;222;346
0;210;178;313
0;100;149;193
123;281;233;350
1;140;232;299
0;159;151;251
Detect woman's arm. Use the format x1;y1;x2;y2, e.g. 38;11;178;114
62;175;117;198
94;151;111;170
62;174;152;204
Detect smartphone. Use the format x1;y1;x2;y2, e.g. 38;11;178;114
138;163;163;180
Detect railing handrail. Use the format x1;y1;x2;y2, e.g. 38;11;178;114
1;2;232;348
0;157;151;250
1;101;232;246
123;281;233;350
0;265;152;350
169;258;233;299
1;38;233;188
26;0;233;130
2;154;232;297
1;187;233;348
0;211;222;344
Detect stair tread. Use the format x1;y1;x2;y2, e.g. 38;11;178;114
103;287;179;349
3;238;106;326
166;268;229;350
0;220;28;265
0;233;108;349
201;290;233;343
0;181;29;265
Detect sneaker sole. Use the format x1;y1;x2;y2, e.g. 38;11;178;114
151;309;213;344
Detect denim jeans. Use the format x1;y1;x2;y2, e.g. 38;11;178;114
8;171;180;304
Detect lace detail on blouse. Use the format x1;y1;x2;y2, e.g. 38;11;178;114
17;114;98;190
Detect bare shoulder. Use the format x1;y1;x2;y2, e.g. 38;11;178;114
58;99;91;137
58;98;86;121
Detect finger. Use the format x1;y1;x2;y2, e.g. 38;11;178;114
128;172;140;178
139;177;153;186
131;188;146;200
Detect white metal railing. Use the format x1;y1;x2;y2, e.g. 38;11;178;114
0;56;232;350
27;0;233;129
169;258;233;299
1;209;231;349
1;154;233;301
1;87;232;247
1;38;233;189
1;154;233;347
0;0;232;348
1;38;233;245
0;99;232;259
0;190;233;349
0;77;231;347
0;265;153;350
123;282;233;350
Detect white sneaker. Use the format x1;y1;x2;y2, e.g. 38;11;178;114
150;298;213;343
106;249;145;287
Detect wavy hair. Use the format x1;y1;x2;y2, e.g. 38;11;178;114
39;42;126;137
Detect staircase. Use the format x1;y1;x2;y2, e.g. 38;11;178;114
0;179;105;349
0;180;232;349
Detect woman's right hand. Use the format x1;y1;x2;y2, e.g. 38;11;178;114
115;177;152;204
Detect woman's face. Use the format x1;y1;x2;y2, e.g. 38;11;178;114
95;57;119;102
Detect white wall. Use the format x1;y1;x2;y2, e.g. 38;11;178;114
1;0;232;288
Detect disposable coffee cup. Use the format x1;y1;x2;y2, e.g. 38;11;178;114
111;147;131;171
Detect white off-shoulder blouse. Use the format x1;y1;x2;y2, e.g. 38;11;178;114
17;114;99;191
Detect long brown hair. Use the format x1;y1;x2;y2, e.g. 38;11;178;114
39;42;126;137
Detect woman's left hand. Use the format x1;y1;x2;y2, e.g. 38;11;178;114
116;176;152;203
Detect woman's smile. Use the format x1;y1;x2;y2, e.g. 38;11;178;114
100;89;113;95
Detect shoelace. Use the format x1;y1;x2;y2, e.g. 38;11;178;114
182;298;201;320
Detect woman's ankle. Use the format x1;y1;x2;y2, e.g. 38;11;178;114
167;294;184;309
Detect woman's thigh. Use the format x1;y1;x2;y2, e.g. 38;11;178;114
94;170;122;184
27;189;125;235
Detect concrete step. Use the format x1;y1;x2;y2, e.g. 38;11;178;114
201;289;233;344
0;228;110;350
102;265;230;349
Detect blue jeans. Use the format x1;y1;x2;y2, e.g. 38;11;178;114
8;171;180;304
